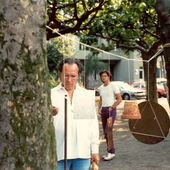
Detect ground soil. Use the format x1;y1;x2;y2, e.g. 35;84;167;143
98;98;170;170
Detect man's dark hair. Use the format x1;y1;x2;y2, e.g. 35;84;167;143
58;57;83;75
99;70;113;81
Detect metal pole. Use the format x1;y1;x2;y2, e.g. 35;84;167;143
64;95;67;170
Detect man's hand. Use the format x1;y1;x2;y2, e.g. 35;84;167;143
52;107;59;116
109;106;113;112
98;108;102;115
91;153;100;166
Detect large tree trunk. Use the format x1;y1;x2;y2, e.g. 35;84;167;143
155;0;170;106
0;1;56;169
142;53;158;103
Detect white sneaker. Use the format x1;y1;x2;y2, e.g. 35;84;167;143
102;153;108;159
104;153;115;161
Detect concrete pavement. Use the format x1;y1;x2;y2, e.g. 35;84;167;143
97;98;170;170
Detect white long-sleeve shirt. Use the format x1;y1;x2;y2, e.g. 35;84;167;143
51;83;99;161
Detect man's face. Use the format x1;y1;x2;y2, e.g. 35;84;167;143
60;63;79;91
101;73;110;83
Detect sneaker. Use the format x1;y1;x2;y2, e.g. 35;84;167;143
102;153;108;159
104;153;115;161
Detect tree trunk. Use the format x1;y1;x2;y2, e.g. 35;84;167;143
142;54;158;103
0;1;56;169
155;0;170;106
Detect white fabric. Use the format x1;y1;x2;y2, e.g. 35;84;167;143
51;83;99;161
99;82;120;107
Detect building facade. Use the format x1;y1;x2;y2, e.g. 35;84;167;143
73;37;165;89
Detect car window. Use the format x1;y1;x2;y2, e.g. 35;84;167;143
141;83;145;88
133;83;139;88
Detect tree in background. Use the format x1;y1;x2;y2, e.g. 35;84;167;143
83;53;108;88
79;0;162;102
46;0;107;39
46;0;170;103
155;0;170;106
0;0;56;169
47;35;76;89
47;35;75;76
47;41;63;76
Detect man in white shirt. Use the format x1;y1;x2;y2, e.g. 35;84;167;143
98;70;122;161
51;57;100;170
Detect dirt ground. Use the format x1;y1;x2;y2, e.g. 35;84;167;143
98;98;170;170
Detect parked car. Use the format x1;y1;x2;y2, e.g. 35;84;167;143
112;81;146;100
130;81;166;98
156;78;167;85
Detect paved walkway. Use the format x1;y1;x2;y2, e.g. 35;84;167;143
97;98;170;170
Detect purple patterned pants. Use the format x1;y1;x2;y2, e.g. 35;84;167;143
101;107;117;154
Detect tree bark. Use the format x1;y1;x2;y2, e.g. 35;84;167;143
142;53;158;103
0;0;56;169
155;0;170;106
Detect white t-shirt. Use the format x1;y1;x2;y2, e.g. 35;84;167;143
99;82;120;107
